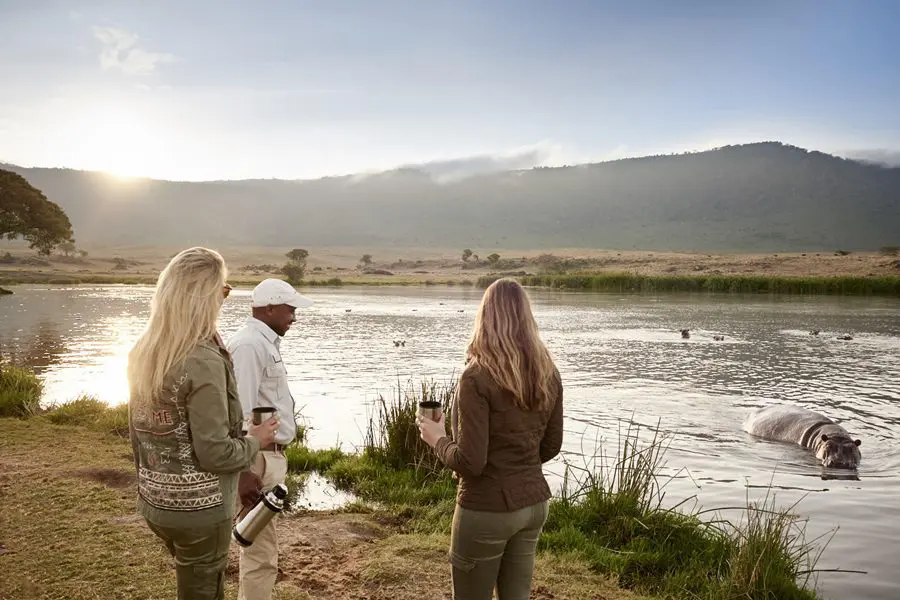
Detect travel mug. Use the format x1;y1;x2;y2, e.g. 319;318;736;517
417;400;442;422
252;406;278;425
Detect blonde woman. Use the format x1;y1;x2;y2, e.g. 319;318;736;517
128;247;278;600
418;278;564;600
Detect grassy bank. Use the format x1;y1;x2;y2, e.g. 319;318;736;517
0;372;642;600
477;272;900;296
288;380;827;600
0;368;829;599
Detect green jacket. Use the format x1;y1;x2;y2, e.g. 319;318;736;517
128;339;260;528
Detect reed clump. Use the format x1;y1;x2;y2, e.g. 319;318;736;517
477;272;900;295
0;365;43;418
541;422;823;599
517;273;900;295
302;378;459;531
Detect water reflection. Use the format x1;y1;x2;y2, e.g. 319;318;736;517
820;471;861;482
0;323;68;372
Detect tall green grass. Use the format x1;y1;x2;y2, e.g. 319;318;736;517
300;378;460;530
40;394;131;436
542;421;824;599
0;365;43;418
361;378;456;472
308;393;830;599
285;444;347;473
478;273;900;295
0;363;128;434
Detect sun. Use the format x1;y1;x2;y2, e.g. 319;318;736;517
68;105;165;179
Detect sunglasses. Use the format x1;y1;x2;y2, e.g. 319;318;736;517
223;283;233;298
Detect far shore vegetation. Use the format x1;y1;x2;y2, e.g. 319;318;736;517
2;163;899;299
2;245;899;296
0;364;850;600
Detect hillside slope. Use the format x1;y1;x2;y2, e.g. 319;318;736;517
5;142;899;251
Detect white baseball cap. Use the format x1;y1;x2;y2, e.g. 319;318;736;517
251;278;313;309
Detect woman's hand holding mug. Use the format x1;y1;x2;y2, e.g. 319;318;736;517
417;412;447;448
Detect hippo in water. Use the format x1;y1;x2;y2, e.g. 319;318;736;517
743;404;861;469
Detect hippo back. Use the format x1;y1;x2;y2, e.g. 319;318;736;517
743;404;835;446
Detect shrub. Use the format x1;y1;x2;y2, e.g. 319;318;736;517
45;395;107;426
0;366;43;418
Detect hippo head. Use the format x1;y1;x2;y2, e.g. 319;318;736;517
816;434;861;469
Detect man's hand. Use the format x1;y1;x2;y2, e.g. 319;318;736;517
238;471;263;508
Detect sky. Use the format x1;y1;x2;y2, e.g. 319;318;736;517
1;0;899;181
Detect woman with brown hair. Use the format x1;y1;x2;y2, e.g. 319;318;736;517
417;278;564;600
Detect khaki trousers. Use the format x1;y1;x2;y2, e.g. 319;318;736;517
448;500;550;600
146;518;232;600
237;450;289;600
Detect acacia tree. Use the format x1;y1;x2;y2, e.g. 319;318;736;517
0;169;74;255
282;248;309;285
285;248;309;262
461;248;473;262
359;254;373;267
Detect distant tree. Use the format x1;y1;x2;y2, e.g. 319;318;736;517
282;248;308;284
113;257;128;270
359;254;373;266
77;249;89;258
486;253;500;266
285;248;309;262
472;254;480;263
462;248;473;262
0;168;74;255
281;262;305;285
59;241;76;257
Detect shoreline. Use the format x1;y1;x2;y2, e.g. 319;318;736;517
0;377;827;600
1;246;898;295
0;416;650;600
1;270;899;296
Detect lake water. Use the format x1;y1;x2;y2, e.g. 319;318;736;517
2;285;899;599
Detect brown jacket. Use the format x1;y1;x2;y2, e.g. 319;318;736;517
434;363;564;512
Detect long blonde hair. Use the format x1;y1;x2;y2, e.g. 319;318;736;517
128;247;227;401
466;278;556;410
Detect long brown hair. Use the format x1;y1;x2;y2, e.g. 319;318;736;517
466;278;556;410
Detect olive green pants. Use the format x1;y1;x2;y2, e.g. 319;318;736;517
448;500;550;600
146;518;232;600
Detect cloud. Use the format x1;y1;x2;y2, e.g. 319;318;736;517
840;149;900;167
92;26;175;76
342;142;634;184
393;141;597;183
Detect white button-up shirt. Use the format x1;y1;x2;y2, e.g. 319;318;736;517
226;317;297;444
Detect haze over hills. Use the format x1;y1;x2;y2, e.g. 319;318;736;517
4;142;899;252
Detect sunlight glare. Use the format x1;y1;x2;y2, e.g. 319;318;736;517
68;104;165;179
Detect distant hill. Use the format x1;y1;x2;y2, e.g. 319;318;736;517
4;142;899;252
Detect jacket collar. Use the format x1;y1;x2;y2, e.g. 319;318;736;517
247;317;281;345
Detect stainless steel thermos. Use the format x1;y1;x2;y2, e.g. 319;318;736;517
232;483;288;547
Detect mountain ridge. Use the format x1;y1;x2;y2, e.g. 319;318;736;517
4;142;899;252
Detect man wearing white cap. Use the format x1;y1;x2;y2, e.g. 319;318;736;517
227;278;313;600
